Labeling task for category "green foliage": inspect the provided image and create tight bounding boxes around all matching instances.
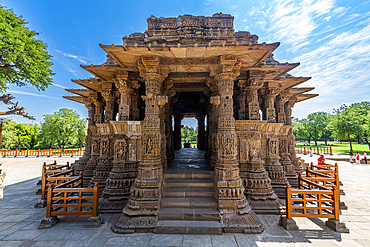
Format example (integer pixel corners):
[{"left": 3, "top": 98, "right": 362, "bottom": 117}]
[
  {"left": 39, "top": 108, "right": 86, "bottom": 149},
  {"left": 181, "top": 126, "right": 198, "bottom": 143},
  {"left": 0, "top": 118, "right": 39, "bottom": 149},
  {"left": 0, "top": 5, "right": 54, "bottom": 91},
  {"left": 294, "top": 101, "right": 370, "bottom": 151}
]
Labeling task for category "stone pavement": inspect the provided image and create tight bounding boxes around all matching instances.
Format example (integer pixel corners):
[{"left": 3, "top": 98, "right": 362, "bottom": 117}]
[{"left": 0, "top": 155, "right": 370, "bottom": 246}]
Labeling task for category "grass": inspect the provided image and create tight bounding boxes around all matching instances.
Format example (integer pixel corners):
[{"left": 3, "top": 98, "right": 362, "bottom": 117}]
[{"left": 295, "top": 140, "right": 370, "bottom": 154}]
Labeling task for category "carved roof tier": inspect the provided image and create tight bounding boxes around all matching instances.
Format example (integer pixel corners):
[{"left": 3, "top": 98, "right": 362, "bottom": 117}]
[
  {"left": 62, "top": 96, "right": 85, "bottom": 104},
  {"left": 64, "top": 13, "right": 318, "bottom": 105}
]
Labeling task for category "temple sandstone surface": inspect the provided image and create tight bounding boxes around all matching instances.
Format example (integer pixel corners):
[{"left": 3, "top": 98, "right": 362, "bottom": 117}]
[{"left": 64, "top": 13, "right": 317, "bottom": 234}]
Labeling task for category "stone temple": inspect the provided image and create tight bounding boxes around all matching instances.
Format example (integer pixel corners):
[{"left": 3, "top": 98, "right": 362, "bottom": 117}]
[{"left": 64, "top": 13, "right": 318, "bottom": 234}]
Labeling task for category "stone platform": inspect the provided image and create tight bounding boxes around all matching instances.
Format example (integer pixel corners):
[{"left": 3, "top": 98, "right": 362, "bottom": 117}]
[{"left": 0, "top": 156, "right": 369, "bottom": 246}]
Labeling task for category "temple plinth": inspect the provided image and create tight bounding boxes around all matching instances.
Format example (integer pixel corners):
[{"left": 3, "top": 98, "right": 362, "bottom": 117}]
[{"left": 64, "top": 13, "right": 317, "bottom": 234}]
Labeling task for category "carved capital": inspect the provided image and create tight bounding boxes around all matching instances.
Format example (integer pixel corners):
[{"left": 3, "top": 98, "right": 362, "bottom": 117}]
[{"left": 210, "top": 95, "right": 220, "bottom": 106}]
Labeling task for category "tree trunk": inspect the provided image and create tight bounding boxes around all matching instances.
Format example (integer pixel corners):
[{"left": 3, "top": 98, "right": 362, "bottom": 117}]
[
  {"left": 325, "top": 139, "right": 328, "bottom": 145},
  {"left": 348, "top": 133, "right": 353, "bottom": 151},
  {"left": 314, "top": 139, "right": 318, "bottom": 147},
  {"left": 57, "top": 140, "right": 62, "bottom": 149},
  {"left": 363, "top": 132, "right": 370, "bottom": 150},
  {"left": 357, "top": 136, "right": 361, "bottom": 144}
]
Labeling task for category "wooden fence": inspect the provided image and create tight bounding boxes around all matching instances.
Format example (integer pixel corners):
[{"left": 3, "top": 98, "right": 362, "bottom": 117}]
[
  {"left": 46, "top": 182, "right": 99, "bottom": 218},
  {"left": 295, "top": 146, "right": 332, "bottom": 155},
  {"left": 0, "top": 149, "right": 84, "bottom": 157}
]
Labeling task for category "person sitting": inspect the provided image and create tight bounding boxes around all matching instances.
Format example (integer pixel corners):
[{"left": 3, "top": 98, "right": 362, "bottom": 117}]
[{"left": 318, "top": 154, "right": 325, "bottom": 165}]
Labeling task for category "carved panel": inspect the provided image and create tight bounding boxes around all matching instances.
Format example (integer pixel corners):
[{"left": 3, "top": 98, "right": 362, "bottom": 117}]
[{"left": 115, "top": 140, "right": 128, "bottom": 160}]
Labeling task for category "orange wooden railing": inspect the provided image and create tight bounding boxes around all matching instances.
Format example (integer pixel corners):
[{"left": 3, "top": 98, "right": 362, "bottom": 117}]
[
  {"left": 46, "top": 182, "right": 99, "bottom": 218},
  {"left": 295, "top": 146, "right": 332, "bottom": 155},
  {"left": 0, "top": 149, "right": 85, "bottom": 157},
  {"left": 284, "top": 161, "right": 341, "bottom": 222}
]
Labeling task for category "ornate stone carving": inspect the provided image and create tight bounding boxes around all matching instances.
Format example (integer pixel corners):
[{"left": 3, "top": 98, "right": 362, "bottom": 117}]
[{"left": 115, "top": 140, "right": 128, "bottom": 160}]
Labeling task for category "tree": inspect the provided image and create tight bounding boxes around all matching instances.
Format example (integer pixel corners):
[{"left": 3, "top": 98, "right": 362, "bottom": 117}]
[
  {"left": 0, "top": 5, "right": 54, "bottom": 92},
  {"left": 330, "top": 104, "right": 360, "bottom": 151},
  {"left": 305, "top": 112, "right": 330, "bottom": 146},
  {"left": 74, "top": 119, "right": 87, "bottom": 149},
  {"left": 0, "top": 94, "right": 34, "bottom": 119},
  {"left": 0, "top": 118, "right": 39, "bottom": 149},
  {"left": 39, "top": 109, "right": 83, "bottom": 149}
]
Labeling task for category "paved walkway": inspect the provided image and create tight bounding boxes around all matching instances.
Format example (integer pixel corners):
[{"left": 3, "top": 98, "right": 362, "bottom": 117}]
[{"left": 0, "top": 154, "right": 369, "bottom": 246}]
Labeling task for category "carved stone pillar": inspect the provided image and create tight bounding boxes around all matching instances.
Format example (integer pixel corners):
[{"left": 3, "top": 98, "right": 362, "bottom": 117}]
[
  {"left": 238, "top": 122, "right": 281, "bottom": 214},
  {"left": 206, "top": 77, "right": 219, "bottom": 168},
  {"left": 115, "top": 72, "right": 132, "bottom": 120},
  {"left": 279, "top": 125, "right": 297, "bottom": 187},
  {"left": 275, "top": 92, "right": 289, "bottom": 124},
  {"left": 90, "top": 126, "right": 115, "bottom": 194},
  {"left": 264, "top": 125, "right": 288, "bottom": 199},
  {"left": 101, "top": 85, "right": 115, "bottom": 122},
  {"left": 114, "top": 56, "right": 167, "bottom": 233},
  {"left": 262, "top": 88, "right": 277, "bottom": 123},
  {"left": 99, "top": 121, "right": 141, "bottom": 213},
  {"left": 197, "top": 114, "right": 206, "bottom": 150},
  {"left": 173, "top": 114, "right": 182, "bottom": 151},
  {"left": 73, "top": 97, "right": 95, "bottom": 176},
  {"left": 286, "top": 98, "right": 303, "bottom": 175},
  {"left": 245, "top": 74, "right": 263, "bottom": 120},
  {"left": 235, "top": 80, "right": 247, "bottom": 120},
  {"left": 213, "top": 56, "right": 263, "bottom": 233},
  {"left": 83, "top": 96, "right": 103, "bottom": 186}
]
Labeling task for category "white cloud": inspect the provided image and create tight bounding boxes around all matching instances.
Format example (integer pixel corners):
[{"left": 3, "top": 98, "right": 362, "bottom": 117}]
[
  {"left": 55, "top": 50, "right": 88, "bottom": 64},
  {"left": 7, "top": 90, "right": 58, "bottom": 99},
  {"left": 53, "top": 83, "right": 66, "bottom": 89}
]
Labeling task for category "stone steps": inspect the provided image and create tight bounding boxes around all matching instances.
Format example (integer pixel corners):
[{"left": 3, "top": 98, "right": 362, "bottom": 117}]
[
  {"left": 158, "top": 208, "right": 220, "bottom": 221},
  {"left": 160, "top": 197, "right": 217, "bottom": 208},
  {"left": 162, "top": 188, "right": 215, "bottom": 198},
  {"left": 156, "top": 168, "right": 221, "bottom": 234},
  {"left": 163, "top": 179, "right": 214, "bottom": 189},
  {"left": 156, "top": 220, "right": 222, "bottom": 234}
]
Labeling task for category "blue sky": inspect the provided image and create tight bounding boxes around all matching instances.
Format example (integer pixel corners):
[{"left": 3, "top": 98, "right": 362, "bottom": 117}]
[{"left": 1, "top": 0, "right": 370, "bottom": 129}]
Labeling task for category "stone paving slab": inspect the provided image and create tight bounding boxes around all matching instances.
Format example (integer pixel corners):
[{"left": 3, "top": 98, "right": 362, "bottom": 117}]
[{"left": 0, "top": 156, "right": 369, "bottom": 246}]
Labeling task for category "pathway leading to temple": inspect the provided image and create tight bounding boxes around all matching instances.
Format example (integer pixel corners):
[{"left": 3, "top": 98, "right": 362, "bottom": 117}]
[{"left": 157, "top": 148, "right": 222, "bottom": 234}]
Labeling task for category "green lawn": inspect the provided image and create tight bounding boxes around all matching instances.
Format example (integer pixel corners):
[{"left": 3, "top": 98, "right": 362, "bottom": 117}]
[{"left": 295, "top": 140, "right": 370, "bottom": 154}]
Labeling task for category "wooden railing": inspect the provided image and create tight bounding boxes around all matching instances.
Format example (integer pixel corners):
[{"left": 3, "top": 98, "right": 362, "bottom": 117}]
[
  {"left": 0, "top": 149, "right": 84, "bottom": 157},
  {"left": 295, "top": 146, "right": 332, "bottom": 155},
  {"left": 285, "top": 183, "right": 339, "bottom": 220},
  {"left": 282, "top": 161, "right": 349, "bottom": 232},
  {"left": 46, "top": 182, "right": 99, "bottom": 218}
]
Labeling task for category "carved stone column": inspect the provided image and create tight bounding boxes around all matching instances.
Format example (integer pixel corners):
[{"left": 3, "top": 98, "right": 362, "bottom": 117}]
[
  {"left": 264, "top": 124, "right": 288, "bottom": 199},
  {"left": 262, "top": 88, "right": 277, "bottom": 123},
  {"left": 173, "top": 113, "right": 182, "bottom": 151},
  {"left": 90, "top": 124, "right": 114, "bottom": 194},
  {"left": 245, "top": 74, "right": 263, "bottom": 120},
  {"left": 238, "top": 122, "right": 282, "bottom": 214},
  {"left": 206, "top": 77, "right": 219, "bottom": 168},
  {"left": 101, "top": 84, "right": 115, "bottom": 122},
  {"left": 279, "top": 125, "right": 297, "bottom": 187},
  {"left": 83, "top": 95, "right": 103, "bottom": 187},
  {"left": 197, "top": 114, "right": 206, "bottom": 150},
  {"left": 275, "top": 92, "right": 289, "bottom": 124},
  {"left": 213, "top": 56, "right": 263, "bottom": 233},
  {"left": 235, "top": 80, "right": 247, "bottom": 120},
  {"left": 115, "top": 72, "right": 132, "bottom": 120},
  {"left": 114, "top": 56, "right": 167, "bottom": 233},
  {"left": 99, "top": 122, "right": 141, "bottom": 213},
  {"left": 73, "top": 97, "right": 95, "bottom": 176},
  {"left": 286, "top": 97, "right": 303, "bottom": 175}
]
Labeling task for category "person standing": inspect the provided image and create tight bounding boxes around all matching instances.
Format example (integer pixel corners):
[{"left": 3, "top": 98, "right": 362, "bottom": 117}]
[
  {"left": 349, "top": 149, "right": 354, "bottom": 163},
  {"left": 363, "top": 151, "right": 367, "bottom": 164},
  {"left": 355, "top": 151, "right": 360, "bottom": 165},
  {"left": 309, "top": 148, "right": 313, "bottom": 157},
  {"left": 318, "top": 154, "right": 325, "bottom": 165}
]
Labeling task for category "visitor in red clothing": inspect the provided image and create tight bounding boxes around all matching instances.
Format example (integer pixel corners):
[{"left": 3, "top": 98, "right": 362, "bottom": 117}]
[{"left": 318, "top": 154, "right": 325, "bottom": 165}]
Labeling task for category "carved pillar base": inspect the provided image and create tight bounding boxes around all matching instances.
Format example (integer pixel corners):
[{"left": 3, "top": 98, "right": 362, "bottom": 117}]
[
  {"left": 90, "top": 137, "right": 114, "bottom": 194},
  {"left": 221, "top": 211, "right": 264, "bottom": 233},
  {"left": 264, "top": 157, "right": 287, "bottom": 199},
  {"left": 0, "top": 164, "right": 5, "bottom": 201},
  {"left": 112, "top": 214, "right": 157, "bottom": 234},
  {"left": 288, "top": 133, "right": 303, "bottom": 174},
  {"left": 99, "top": 161, "right": 138, "bottom": 213},
  {"left": 240, "top": 160, "right": 282, "bottom": 214}
]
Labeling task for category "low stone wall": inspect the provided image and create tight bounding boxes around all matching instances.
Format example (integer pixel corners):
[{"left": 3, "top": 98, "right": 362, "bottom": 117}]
[{"left": 326, "top": 157, "right": 367, "bottom": 164}]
